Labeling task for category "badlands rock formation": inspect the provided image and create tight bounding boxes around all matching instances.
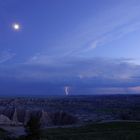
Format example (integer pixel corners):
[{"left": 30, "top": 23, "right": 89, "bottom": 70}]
[
  {"left": 0, "top": 114, "right": 12, "bottom": 125},
  {"left": 0, "top": 108, "right": 77, "bottom": 127}
]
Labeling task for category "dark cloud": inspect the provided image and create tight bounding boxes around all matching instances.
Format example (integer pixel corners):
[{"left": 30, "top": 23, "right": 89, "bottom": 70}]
[{"left": 0, "top": 57, "right": 140, "bottom": 95}]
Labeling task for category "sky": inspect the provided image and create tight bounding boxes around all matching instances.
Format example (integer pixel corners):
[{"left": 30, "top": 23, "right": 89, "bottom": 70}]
[{"left": 1, "top": 0, "right": 140, "bottom": 96}]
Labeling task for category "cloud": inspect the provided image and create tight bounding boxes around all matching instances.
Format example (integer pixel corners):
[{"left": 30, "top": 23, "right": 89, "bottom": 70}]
[
  {"left": 1, "top": 57, "right": 140, "bottom": 85},
  {"left": 1, "top": 56, "right": 140, "bottom": 95},
  {"left": 57, "top": 2, "right": 140, "bottom": 56},
  {"left": 19, "top": 1, "right": 140, "bottom": 60},
  {"left": 72, "top": 20, "right": 140, "bottom": 56},
  {"left": 0, "top": 51, "right": 15, "bottom": 64},
  {"left": 88, "top": 21, "right": 140, "bottom": 50}
]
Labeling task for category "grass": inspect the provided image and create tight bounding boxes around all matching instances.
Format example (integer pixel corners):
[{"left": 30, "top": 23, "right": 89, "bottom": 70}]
[
  {"left": 42, "top": 121, "right": 140, "bottom": 140},
  {"left": 0, "top": 128, "right": 9, "bottom": 139},
  {"left": 1, "top": 121, "right": 140, "bottom": 140}
]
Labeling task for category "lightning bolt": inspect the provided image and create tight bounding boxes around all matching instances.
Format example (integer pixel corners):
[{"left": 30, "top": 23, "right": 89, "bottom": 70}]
[{"left": 65, "top": 86, "right": 69, "bottom": 96}]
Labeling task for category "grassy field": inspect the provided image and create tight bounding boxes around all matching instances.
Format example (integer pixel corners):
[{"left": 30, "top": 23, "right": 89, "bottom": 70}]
[
  {"left": 0, "top": 128, "right": 9, "bottom": 139},
  {"left": 42, "top": 121, "right": 140, "bottom": 140},
  {"left": 0, "top": 121, "right": 140, "bottom": 140}
]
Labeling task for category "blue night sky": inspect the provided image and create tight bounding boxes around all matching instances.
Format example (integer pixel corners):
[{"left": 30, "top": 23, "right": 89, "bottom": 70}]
[{"left": 1, "top": 0, "right": 140, "bottom": 96}]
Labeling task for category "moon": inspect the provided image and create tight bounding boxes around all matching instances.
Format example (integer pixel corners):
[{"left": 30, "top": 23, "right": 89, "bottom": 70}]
[{"left": 12, "top": 23, "right": 20, "bottom": 31}]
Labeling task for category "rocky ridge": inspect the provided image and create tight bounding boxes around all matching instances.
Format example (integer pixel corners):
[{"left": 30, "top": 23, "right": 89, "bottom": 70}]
[{"left": 0, "top": 108, "right": 77, "bottom": 127}]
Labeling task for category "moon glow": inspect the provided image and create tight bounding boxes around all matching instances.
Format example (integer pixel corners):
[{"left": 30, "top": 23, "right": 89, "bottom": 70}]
[{"left": 12, "top": 23, "right": 20, "bottom": 30}]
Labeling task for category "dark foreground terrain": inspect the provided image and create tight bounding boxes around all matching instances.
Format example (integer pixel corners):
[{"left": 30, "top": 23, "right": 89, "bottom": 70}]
[
  {"left": 43, "top": 121, "right": 140, "bottom": 140},
  {"left": 0, "top": 121, "right": 140, "bottom": 140},
  {"left": 0, "top": 95, "right": 140, "bottom": 139}
]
